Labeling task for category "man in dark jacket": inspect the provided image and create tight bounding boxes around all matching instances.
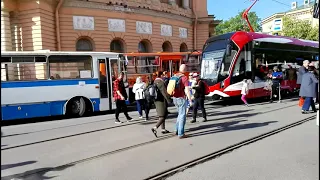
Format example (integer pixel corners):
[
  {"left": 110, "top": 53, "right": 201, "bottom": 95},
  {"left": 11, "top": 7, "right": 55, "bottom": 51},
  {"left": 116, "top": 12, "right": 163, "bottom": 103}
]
[{"left": 190, "top": 73, "right": 207, "bottom": 123}]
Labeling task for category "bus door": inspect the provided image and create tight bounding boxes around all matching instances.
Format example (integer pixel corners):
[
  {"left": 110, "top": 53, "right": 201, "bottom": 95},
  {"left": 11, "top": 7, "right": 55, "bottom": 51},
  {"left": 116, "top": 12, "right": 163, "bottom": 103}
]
[
  {"left": 118, "top": 56, "right": 130, "bottom": 105},
  {"left": 98, "top": 57, "right": 113, "bottom": 111}
]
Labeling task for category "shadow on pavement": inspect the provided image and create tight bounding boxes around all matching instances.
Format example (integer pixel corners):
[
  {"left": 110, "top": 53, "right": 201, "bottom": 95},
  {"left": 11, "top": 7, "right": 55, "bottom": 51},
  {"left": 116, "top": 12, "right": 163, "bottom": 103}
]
[
  {"left": 1, "top": 161, "right": 37, "bottom": 171},
  {"left": 206, "top": 110, "right": 251, "bottom": 117},
  {"left": 206, "top": 113, "right": 260, "bottom": 122},
  {"left": 190, "top": 121, "right": 278, "bottom": 138},
  {"left": 1, "top": 164, "right": 74, "bottom": 180},
  {"left": 187, "top": 120, "right": 248, "bottom": 132}
]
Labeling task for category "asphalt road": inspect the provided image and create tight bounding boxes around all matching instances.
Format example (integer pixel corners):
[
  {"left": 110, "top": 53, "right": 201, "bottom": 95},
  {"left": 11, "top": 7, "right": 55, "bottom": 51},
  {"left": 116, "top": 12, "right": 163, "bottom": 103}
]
[
  {"left": 1, "top": 98, "right": 316, "bottom": 180},
  {"left": 167, "top": 119, "right": 319, "bottom": 180}
]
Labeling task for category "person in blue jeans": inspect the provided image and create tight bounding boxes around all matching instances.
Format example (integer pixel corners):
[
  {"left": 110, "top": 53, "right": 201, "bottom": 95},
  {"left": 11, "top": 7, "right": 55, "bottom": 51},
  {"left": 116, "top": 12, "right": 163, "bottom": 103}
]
[
  {"left": 172, "top": 64, "right": 193, "bottom": 139},
  {"left": 299, "top": 65, "right": 318, "bottom": 114}
]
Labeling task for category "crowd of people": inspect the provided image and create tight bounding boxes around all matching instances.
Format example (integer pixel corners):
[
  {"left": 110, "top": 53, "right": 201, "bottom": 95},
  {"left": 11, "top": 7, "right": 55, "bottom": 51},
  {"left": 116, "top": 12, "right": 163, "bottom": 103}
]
[
  {"left": 112, "top": 61, "right": 319, "bottom": 139},
  {"left": 112, "top": 64, "right": 208, "bottom": 139}
]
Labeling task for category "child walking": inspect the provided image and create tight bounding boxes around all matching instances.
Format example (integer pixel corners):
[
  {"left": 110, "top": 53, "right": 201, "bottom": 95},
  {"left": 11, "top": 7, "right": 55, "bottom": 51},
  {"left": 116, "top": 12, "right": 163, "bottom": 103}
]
[{"left": 241, "top": 79, "right": 249, "bottom": 106}]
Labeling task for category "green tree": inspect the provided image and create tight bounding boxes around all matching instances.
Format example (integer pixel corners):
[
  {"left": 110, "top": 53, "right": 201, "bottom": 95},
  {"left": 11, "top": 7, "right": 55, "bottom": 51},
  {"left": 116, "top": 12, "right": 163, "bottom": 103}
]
[
  {"left": 215, "top": 10, "right": 261, "bottom": 35},
  {"left": 282, "top": 16, "right": 319, "bottom": 41}
]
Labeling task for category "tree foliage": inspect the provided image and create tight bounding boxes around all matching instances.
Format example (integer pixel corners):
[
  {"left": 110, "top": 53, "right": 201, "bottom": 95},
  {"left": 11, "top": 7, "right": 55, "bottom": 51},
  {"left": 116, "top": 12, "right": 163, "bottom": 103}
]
[
  {"left": 282, "top": 16, "right": 319, "bottom": 41},
  {"left": 215, "top": 10, "right": 262, "bottom": 35}
]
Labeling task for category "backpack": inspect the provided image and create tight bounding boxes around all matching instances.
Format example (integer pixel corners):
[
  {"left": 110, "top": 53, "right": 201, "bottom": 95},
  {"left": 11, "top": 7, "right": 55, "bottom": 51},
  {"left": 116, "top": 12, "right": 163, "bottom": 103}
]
[
  {"left": 144, "top": 83, "right": 157, "bottom": 100},
  {"left": 167, "top": 74, "right": 183, "bottom": 96},
  {"left": 200, "top": 80, "right": 210, "bottom": 95}
]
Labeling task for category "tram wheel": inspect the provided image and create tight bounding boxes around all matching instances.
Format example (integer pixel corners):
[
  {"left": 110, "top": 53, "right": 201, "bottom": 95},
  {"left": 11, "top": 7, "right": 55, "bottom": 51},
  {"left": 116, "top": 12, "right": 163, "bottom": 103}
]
[{"left": 67, "top": 97, "right": 86, "bottom": 117}]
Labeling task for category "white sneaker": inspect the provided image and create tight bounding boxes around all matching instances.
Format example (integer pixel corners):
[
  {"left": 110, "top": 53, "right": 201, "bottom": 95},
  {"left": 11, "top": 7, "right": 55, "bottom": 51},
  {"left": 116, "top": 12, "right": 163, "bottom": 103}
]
[{"left": 139, "top": 116, "right": 143, "bottom": 119}]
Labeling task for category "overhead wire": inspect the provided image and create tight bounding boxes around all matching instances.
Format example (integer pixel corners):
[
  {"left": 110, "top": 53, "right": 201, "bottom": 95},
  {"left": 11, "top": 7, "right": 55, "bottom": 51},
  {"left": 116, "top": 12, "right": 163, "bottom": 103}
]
[{"left": 270, "top": 0, "right": 291, "bottom": 7}]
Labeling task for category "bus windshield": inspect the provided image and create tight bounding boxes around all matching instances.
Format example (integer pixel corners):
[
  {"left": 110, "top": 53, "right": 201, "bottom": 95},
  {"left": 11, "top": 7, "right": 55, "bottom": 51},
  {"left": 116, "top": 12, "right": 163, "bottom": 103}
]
[{"left": 201, "top": 50, "right": 225, "bottom": 80}]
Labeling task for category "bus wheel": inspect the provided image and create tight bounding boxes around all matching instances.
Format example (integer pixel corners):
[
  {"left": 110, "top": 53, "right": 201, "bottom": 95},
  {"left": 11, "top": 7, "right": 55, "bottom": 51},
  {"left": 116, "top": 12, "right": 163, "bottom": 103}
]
[{"left": 67, "top": 97, "right": 86, "bottom": 117}]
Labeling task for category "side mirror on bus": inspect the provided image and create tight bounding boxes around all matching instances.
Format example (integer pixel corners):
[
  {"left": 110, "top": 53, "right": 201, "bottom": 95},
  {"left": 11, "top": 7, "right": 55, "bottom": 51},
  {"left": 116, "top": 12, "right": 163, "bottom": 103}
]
[{"left": 226, "top": 44, "right": 232, "bottom": 56}]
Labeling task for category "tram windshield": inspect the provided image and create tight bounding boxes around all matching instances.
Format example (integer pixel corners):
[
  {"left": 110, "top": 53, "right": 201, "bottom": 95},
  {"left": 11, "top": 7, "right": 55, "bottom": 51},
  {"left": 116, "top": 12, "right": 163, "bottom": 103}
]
[
  {"left": 201, "top": 50, "right": 225, "bottom": 80},
  {"left": 201, "top": 38, "right": 238, "bottom": 85}
]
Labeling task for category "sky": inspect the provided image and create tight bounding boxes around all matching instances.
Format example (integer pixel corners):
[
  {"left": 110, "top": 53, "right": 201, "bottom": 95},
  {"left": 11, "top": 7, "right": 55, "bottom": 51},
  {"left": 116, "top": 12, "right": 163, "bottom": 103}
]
[{"left": 207, "top": 0, "right": 310, "bottom": 21}]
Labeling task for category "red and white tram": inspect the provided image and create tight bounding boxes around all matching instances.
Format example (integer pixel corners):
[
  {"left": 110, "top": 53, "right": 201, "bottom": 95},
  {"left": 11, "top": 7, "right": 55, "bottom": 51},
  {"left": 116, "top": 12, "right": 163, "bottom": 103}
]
[{"left": 201, "top": 31, "right": 319, "bottom": 100}]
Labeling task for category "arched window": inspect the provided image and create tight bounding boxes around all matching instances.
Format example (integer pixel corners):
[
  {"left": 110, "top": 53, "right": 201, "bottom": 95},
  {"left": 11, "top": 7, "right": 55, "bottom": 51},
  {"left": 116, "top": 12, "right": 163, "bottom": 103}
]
[
  {"left": 176, "top": 0, "right": 183, "bottom": 7},
  {"left": 162, "top": 41, "right": 173, "bottom": 52},
  {"left": 180, "top": 43, "right": 188, "bottom": 52},
  {"left": 76, "top": 38, "right": 93, "bottom": 51},
  {"left": 160, "top": 0, "right": 169, "bottom": 3},
  {"left": 110, "top": 39, "right": 125, "bottom": 53},
  {"left": 138, "top": 40, "right": 152, "bottom": 52}
]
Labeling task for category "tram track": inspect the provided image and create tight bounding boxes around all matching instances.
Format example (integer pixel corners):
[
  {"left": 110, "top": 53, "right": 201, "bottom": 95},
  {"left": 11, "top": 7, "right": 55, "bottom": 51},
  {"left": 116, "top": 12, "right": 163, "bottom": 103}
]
[
  {"left": 1, "top": 103, "right": 296, "bottom": 151},
  {"left": 1, "top": 104, "right": 306, "bottom": 180},
  {"left": 3, "top": 107, "right": 314, "bottom": 180},
  {"left": 144, "top": 115, "right": 316, "bottom": 180},
  {"left": 1, "top": 97, "right": 298, "bottom": 139},
  {"left": 1, "top": 104, "right": 219, "bottom": 138}
]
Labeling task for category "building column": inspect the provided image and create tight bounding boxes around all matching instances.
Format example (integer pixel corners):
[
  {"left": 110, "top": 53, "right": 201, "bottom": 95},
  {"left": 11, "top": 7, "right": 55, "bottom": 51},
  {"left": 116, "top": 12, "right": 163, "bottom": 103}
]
[
  {"left": 168, "top": 0, "right": 176, "bottom": 5},
  {"left": 1, "top": 4, "right": 12, "bottom": 51},
  {"left": 182, "top": 0, "right": 189, "bottom": 9}
]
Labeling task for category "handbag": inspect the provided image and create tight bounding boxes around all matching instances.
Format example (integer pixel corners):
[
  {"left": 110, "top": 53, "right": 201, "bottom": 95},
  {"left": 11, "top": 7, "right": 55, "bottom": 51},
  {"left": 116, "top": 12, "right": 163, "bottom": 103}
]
[{"left": 298, "top": 97, "right": 305, "bottom": 107}]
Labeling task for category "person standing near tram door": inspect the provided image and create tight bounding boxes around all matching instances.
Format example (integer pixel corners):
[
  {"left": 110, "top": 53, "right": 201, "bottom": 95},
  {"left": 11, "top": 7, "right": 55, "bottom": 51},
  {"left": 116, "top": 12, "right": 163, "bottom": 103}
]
[
  {"left": 190, "top": 73, "right": 207, "bottom": 123},
  {"left": 113, "top": 72, "right": 132, "bottom": 124},
  {"left": 270, "top": 66, "right": 283, "bottom": 102}
]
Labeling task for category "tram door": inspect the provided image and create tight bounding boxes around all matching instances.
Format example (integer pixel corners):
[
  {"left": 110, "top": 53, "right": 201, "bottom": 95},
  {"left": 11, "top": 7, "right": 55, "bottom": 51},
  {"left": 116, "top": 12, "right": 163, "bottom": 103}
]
[
  {"left": 171, "top": 60, "right": 180, "bottom": 75},
  {"left": 98, "top": 57, "right": 113, "bottom": 111},
  {"left": 162, "top": 60, "right": 170, "bottom": 76},
  {"left": 162, "top": 60, "right": 180, "bottom": 77}
]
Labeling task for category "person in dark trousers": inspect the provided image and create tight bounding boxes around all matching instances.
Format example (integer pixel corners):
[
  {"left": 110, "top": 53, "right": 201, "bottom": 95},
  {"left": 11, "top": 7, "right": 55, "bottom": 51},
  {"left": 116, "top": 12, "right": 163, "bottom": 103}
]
[
  {"left": 132, "top": 76, "right": 148, "bottom": 120},
  {"left": 190, "top": 73, "right": 207, "bottom": 123},
  {"left": 144, "top": 74, "right": 154, "bottom": 118},
  {"left": 113, "top": 72, "right": 132, "bottom": 124},
  {"left": 299, "top": 66, "right": 318, "bottom": 113},
  {"left": 151, "top": 71, "right": 173, "bottom": 137},
  {"left": 270, "top": 66, "right": 283, "bottom": 102}
]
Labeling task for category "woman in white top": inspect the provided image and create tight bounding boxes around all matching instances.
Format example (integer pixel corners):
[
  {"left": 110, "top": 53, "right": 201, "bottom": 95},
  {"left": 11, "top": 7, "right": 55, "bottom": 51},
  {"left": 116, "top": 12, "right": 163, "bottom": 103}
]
[
  {"left": 186, "top": 73, "right": 197, "bottom": 116},
  {"left": 241, "top": 79, "right": 250, "bottom": 106},
  {"left": 132, "top": 77, "right": 147, "bottom": 119}
]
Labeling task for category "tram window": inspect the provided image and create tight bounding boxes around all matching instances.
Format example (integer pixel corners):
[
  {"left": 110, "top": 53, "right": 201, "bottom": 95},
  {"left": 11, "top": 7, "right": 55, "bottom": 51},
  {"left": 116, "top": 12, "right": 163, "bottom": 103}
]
[
  {"left": 172, "top": 61, "right": 179, "bottom": 73},
  {"left": 219, "top": 44, "right": 238, "bottom": 81},
  {"left": 147, "top": 57, "right": 159, "bottom": 73},
  {"left": 48, "top": 55, "right": 92, "bottom": 79},
  {"left": 231, "top": 48, "right": 248, "bottom": 84},
  {"left": 126, "top": 56, "right": 136, "bottom": 74}
]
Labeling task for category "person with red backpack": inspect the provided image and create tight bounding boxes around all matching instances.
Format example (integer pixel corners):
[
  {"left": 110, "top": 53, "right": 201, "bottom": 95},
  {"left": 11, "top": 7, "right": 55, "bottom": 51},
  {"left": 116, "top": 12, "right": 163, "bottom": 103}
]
[{"left": 190, "top": 73, "right": 208, "bottom": 123}]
